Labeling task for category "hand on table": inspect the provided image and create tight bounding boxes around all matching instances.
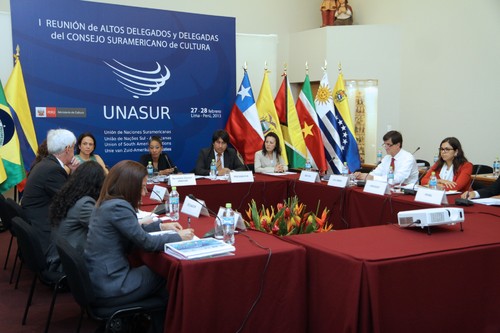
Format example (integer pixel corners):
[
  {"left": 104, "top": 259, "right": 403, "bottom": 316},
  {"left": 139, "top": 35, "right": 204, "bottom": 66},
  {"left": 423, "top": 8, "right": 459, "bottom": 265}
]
[
  {"left": 160, "top": 222, "right": 183, "bottom": 232},
  {"left": 178, "top": 228, "right": 195, "bottom": 241}
]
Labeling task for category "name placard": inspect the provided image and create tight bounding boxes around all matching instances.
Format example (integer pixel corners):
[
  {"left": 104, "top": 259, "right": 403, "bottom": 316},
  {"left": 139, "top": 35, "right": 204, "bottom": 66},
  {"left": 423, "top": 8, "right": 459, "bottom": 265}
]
[
  {"left": 299, "top": 170, "right": 320, "bottom": 183},
  {"left": 327, "top": 175, "right": 349, "bottom": 188},
  {"left": 415, "top": 187, "right": 448, "bottom": 205},
  {"left": 216, "top": 207, "right": 246, "bottom": 230},
  {"left": 150, "top": 185, "right": 168, "bottom": 202},
  {"left": 181, "top": 196, "right": 209, "bottom": 218},
  {"left": 228, "top": 170, "right": 254, "bottom": 183},
  {"left": 169, "top": 173, "right": 197, "bottom": 186},
  {"left": 363, "top": 180, "right": 389, "bottom": 196}
]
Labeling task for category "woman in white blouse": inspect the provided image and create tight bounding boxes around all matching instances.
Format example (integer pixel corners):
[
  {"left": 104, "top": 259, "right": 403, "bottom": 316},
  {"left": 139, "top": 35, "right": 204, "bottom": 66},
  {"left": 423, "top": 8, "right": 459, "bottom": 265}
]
[{"left": 254, "top": 132, "right": 288, "bottom": 173}]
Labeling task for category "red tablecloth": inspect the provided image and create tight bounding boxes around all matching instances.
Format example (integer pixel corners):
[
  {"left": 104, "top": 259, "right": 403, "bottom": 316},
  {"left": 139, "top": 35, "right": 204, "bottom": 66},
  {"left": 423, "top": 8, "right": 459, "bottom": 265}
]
[
  {"left": 287, "top": 216, "right": 500, "bottom": 333},
  {"left": 144, "top": 173, "right": 288, "bottom": 213},
  {"left": 138, "top": 213, "right": 307, "bottom": 333}
]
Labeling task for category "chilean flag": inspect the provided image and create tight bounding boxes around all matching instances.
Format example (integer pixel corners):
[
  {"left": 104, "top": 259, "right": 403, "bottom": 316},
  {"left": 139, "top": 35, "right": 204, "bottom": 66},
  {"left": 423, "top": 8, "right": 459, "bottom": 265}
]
[{"left": 225, "top": 71, "right": 264, "bottom": 164}]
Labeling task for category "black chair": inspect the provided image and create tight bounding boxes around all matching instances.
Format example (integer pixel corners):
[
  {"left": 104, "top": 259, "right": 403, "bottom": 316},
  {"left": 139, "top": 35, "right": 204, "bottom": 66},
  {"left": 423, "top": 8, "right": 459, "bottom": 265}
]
[
  {"left": 10, "top": 217, "right": 66, "bottom": 333},
  {"left": 55, "top": 237, "right": 166, "bottom": 333},
  {"left": 5, "top": 198, "right": 30, "bottom": 287},
  {"left": 0, "top": 194, "right": 14, "bottom": 271},
  {"left": 416, "top": 159, "right": 430, "bottom": 167},
  {"left": 472, "top": 164, "right": 493, "bottom": 174}
]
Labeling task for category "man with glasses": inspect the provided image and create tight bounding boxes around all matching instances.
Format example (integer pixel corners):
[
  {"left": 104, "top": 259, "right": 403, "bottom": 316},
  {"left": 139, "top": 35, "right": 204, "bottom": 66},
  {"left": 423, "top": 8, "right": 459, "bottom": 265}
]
[{"left": 354, "top": 130, "right": 419, "bottom": 185}]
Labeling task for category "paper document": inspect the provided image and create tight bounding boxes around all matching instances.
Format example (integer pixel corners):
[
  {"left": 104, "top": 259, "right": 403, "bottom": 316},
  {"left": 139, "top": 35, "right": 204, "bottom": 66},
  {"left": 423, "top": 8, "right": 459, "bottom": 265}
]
[
  {"left": 471, "top": 198, "right": 500, "bottom": 206},
  {"left": 164, "top": 238, "right": 235, "bottom": 260}
]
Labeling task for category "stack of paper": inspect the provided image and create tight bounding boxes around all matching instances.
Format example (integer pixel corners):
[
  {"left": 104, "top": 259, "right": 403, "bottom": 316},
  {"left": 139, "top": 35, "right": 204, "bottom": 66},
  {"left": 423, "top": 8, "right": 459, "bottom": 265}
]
[{"left": 164, "top": 238, "right": 235, "bottom": 260}]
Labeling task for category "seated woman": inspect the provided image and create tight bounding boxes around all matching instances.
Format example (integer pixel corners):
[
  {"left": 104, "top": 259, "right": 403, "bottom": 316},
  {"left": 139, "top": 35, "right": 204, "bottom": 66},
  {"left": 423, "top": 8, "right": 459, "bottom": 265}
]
[
  {"left": 254, "top": 132, "right": 288, "bottom": 173},
  {"left": 75, "top": 132, "right": 108, "bottom": 174},
  {"left": 47, "top": 160, "right": 105, "bottom": 272},
  {"left": 421, "top": 137, "right": 472, "bottom": 191},
  {"left": 139, "top": 136, "right": 177, "bottom": 175},
  {"left": 84, "top": 160, "right": 194, "bottom": 332}
]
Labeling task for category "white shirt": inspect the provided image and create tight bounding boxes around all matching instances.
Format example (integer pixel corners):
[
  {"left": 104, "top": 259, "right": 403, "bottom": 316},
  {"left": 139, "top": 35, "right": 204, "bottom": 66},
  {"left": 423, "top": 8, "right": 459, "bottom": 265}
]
[
  {"left": 370, "top": 149, "right": 419, "bottom": 185},
  {"left": 439, "top": 164, "right": 455, "bottom": 181},
  {"left": 214, "top": 149, "right": 224, "bottom": 168}
]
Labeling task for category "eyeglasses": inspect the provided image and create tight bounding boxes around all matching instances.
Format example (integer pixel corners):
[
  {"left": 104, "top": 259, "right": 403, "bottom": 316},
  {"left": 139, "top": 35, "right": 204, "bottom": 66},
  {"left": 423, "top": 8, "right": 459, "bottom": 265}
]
[
  {"left": 382, "top": 143, "right": 394, "bottom": 148},
  {"left": 439, "top": 148, "right": 455, "bottom": 152}
]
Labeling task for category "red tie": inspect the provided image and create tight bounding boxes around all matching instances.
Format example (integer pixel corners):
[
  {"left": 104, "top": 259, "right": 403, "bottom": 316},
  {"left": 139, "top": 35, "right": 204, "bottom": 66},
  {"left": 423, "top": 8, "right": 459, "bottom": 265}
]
[
  {"left": 390, "top": 157, "right": 395, "bottom": 171},
  {"left": 216, "top": 153, "right": 222, "bottom": 171}
]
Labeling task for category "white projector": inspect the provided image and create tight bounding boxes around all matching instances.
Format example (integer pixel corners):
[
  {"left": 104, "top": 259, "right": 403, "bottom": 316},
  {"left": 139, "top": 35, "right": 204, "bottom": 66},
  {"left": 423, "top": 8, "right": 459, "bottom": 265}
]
[{"left": 397, "top": 207, "right": 464, "bottom": 228}]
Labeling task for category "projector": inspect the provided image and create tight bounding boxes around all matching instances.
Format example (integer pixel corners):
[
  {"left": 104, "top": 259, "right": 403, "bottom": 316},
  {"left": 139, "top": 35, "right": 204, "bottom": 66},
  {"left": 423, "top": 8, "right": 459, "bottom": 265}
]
[{"left": 397, "top": 207, "right": 464, "bottom": 228}]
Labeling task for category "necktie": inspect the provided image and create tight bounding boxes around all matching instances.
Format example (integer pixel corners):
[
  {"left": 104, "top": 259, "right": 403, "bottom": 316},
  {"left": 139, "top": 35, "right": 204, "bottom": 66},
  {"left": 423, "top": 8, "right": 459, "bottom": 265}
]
[
  {"left": 216, "top": 153, "right": 222, "bottom": 171},
  {"left": 390, "top": 157, "right": 395, "bottom": 171}
]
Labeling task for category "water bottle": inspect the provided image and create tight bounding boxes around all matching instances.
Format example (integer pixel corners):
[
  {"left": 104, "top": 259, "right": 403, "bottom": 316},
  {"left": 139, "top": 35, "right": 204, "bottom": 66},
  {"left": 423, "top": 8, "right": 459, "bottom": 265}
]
[
  {"left": 147, "top": 161, "right": 153, "bottom": 179},
  {"left": 341, "top": 162, "right": 349, "bottom": 177},
  {"left": 376, "top": 150, "right": 383, "bottom": 164},
  {"left": 221, "top": 203, "right": 235, "bottom": 244},
  {"left": 387, "top": 166, "right": 394, "bottom": 189},
  {"left": 209, "top": 159, "right": 217, "bottom": 180},
  {"left": 429, "top": 172, "right": 438, "bottom": 189},
  {"left": 433, "top": 155, "right": 439, "bottom": 164},
  {"left": 305, "top": 159, "right": 312, "bottom": 171},
  {"left": 168, "top": 186, "right": 179, "bottom": 221},
  {"left": 493, "top": 157, "right": 500, "bottom": 177}
]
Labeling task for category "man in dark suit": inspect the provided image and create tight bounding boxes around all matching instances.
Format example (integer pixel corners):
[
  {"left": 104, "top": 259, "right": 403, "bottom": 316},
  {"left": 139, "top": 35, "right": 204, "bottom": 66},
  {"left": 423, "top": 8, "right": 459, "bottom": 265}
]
[
  {"left": 461, "top": 177, "right": 500, "bottom": 199},
  {"left": 194, "top": 129, "right": 246, "bottom": 176},
  {"left": 22, "top": 129, "right": 79, "bottom": 254}
]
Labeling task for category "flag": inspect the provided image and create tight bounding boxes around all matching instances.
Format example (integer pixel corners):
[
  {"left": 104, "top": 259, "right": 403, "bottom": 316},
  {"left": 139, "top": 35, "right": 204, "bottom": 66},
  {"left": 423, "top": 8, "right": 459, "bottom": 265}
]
[
  {"left": 275, "top": 73, "right": 307, "bottom": 168},
  {"left": 315, "top": 70, "right": 361, "bottom": 174},
  {"left": 256, "top": 70, "right": 287, "bottom": 165},
  {"left": 5, "top": 52, "right": 38, "bottom": 172},
  {"left": 0, "top": 80, "right": 26, "bottom": 193},
  {"left": 225, "top": 70, "right": 264, "bottom": 164},
  {"left": 295, "top": 74, "right": 327, "bottom": 172}
]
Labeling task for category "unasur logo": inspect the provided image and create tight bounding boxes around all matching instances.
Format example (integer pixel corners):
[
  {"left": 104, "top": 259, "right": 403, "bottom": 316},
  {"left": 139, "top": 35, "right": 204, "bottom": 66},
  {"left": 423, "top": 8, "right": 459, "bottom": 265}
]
[{"left": 104, "top": 59, "right": 171, "bottom": 99}]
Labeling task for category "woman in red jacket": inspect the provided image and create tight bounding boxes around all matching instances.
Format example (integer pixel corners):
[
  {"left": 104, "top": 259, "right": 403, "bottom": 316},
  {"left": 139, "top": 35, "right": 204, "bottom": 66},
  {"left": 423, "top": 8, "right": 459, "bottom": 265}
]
[{"left": 421, "top": 137, "right": 472, "bottom": 191}]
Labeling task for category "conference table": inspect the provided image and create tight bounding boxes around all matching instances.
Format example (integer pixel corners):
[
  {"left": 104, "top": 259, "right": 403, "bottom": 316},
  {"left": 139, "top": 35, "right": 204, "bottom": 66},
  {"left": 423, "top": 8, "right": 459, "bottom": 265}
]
[
  {"left": 287, "top": 214, "right": 500, "bottom": 333},
  {"left": 136, "top": 211, "right": 307, "bottom": 333},
  {"left": 136, "top": 173, "right": 500, "bottom": 333},
  {"left": 146, "top": 173, "right": 289, "bottom": 213}
]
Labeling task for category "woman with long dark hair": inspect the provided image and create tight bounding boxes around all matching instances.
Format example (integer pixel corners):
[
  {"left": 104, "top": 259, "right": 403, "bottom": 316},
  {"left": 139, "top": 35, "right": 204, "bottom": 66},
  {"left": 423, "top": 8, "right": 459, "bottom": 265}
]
[
  {"left": 421, "top": 137, "right": 472, "bottom": 191},
  {"left": 47, "top": 161, "right": 105, "bottom": 272},
  {"left": 254, "top": 132, "right": 288, "bottom": 173},
  {"left": 84, "top": 160, "right": 193, "bottom": 332}
]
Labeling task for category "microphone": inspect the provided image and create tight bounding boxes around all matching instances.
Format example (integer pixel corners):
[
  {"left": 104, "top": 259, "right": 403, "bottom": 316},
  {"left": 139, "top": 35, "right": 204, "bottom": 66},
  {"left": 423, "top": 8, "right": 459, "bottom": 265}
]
[
  {"left": 402, "top": 168, "right": 427, "bottom": 195},
  {"left": 411, "top": 147, "right": 421, "bottom": 155},
  {"left": 321, "top": 156, "right": 336, "bottom": 180},
  {"left": 236, "top": 150, "right": 251, "bottom": 172},
  {"left": 188, "top": 194, "right": 223, "bottom": 237},
  {"left": 455, "top": 165, "right": 481, "bottom": 206}
]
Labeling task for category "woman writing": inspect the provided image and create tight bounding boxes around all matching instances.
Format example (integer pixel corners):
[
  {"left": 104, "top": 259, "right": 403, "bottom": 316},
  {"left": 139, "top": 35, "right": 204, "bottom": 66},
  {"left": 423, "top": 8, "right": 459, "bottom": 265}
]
[
  {"left": 75, "top": 132, "right": 108, "bottom": 174},
  {"left": 254, "top": 132, "right": 288, "bottom": 173},
  {"left": 421, "top": 137, "right": 472, "bottom": 191},
  {"left": 84, "top": 160, "right": 193, "bottom": 332},
  {"left": 140, "top": 136, "right": 177, "bottom": 175}
]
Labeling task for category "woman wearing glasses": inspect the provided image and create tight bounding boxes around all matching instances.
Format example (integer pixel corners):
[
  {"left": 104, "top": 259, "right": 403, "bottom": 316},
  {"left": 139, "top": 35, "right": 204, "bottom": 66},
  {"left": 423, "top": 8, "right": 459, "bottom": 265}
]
[{"left": 421, "top": 137, "right": 472, "bottom": 191}]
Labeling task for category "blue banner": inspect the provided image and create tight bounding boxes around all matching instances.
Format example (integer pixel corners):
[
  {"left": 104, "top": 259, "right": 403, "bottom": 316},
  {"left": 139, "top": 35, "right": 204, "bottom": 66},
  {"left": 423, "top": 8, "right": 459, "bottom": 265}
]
[{"left": 10, "top": 0, "right": 235, "bottom": 171}]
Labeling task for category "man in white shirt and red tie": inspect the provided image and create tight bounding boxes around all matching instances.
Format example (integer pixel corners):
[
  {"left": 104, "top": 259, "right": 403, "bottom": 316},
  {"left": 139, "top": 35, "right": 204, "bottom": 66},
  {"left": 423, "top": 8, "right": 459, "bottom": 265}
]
[{"left": 354, "top": 130, "right": 419, "bottom": 185}]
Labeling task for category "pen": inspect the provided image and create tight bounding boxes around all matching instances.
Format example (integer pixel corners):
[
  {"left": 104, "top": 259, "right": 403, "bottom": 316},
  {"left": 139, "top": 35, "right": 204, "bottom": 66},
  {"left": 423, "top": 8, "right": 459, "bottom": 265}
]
[{"left": 188, "top": 217, "right": 191, "bottom": 229}]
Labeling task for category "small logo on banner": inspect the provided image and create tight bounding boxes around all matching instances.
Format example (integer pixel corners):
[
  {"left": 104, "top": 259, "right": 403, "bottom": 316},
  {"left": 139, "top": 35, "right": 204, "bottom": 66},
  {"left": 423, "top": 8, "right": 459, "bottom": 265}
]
[{"left": 104, "top": 59, "right": 171, "bottom": 99}]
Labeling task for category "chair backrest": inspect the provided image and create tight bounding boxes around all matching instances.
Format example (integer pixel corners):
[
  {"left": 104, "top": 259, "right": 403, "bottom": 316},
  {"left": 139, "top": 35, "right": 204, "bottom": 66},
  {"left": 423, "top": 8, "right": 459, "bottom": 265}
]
[
  {"left": 0, "top": 194, "right": 10, "bottom": 229},
  {"left": 472, "top": 164, "right": 493, "bottom": 174},
  {"left": 5, "top": 198, "right": 27, "bottom": 220},
  {"left": 55, "top": 237, "right": 96, "bottom": 307},
  {"left": 416, "top": 159, "right": 430, "bottom": 167},
  {"left": 11, "top": 217, "right": 47, "bottom": 273}
]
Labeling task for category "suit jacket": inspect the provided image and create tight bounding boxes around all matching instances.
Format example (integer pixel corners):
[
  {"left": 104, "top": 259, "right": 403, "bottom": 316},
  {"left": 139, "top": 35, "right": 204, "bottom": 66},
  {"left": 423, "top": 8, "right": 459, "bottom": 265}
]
[
  {"left": 84, "top": 198, "right": 181, "bottom": 298},
  {"left": 421, "top": 161, "right": 473, "bottom": 191},
  {"left": 139, "top": 153, "right": 177, "bottom": 173},
  {"left": 21, "top": 154, "right": 68, "bottom": 253},
  {"left": 478, "top": 177, "right": 500, "bottom": 198},
  {"left": 194, "top": 147, "right": 246, "bottom": 176}
]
